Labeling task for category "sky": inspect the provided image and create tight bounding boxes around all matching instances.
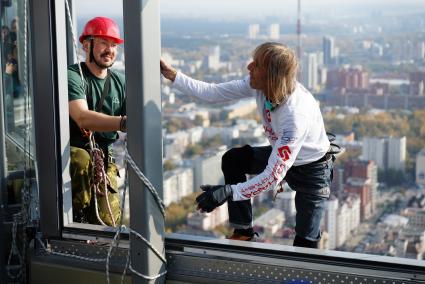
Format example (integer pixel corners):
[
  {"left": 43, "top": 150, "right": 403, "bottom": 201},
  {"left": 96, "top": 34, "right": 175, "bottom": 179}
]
[{"left": 76, "top": 0, "right": 425, "bottom": 19}]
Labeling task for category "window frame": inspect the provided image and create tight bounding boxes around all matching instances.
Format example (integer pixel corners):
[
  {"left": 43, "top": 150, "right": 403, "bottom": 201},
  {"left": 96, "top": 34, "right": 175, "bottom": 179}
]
[
  {"left": 30, "top": 0, "right": 165, "bottom": 281},
  {"left": 25, "top": 0, "right": 425, "bottom": 283}
]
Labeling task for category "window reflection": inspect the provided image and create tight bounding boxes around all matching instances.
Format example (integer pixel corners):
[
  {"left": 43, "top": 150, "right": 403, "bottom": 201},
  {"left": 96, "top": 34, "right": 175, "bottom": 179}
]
[{"left": 1, "top": 0, "right": 36, "bottom": 207}]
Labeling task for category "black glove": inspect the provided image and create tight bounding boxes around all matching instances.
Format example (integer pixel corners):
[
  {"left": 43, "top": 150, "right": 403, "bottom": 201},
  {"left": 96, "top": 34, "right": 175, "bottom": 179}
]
[{"left": 196, "top": 185, "right": 233, "bottom": 213}]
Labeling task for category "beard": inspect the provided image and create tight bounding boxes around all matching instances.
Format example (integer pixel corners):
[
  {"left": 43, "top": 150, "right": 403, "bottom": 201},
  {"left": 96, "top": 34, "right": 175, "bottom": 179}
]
[{"left": 93, "top": 51, "right": 115, "bottom": 69}]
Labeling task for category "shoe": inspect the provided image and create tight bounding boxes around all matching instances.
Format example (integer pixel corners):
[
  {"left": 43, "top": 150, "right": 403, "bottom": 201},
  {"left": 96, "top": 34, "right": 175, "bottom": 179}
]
[{"left": 227, "top": 231, "right": 259, "bottom": 242}]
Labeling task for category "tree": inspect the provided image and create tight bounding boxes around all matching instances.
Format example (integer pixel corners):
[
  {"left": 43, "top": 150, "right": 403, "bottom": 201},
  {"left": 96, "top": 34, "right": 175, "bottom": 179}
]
[
  {"left": 165, "top": 192, "right": 198, "bottom": 232},
  {"left": 194, "top": 114, "right": 205, "bottom": 126},
  {"left": 183, "top": 144, "right": 203, "bottom": 158},
  {"left": 163, "top": 159, "right": 176, "bottom": 171}
]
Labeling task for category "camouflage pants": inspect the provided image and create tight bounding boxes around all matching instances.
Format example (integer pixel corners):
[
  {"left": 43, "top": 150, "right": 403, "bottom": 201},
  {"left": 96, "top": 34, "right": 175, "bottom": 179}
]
[{"left": 70, "top": 146, "right": 121, "bottom": 226}]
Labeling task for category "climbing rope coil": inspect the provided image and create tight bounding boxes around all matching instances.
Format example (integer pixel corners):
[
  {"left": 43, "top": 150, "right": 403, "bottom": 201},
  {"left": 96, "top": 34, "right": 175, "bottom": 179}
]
[
  {"left": 7, "top": 0, "right": 167, "bottom": 282},
  {"left": 88, "top": 132, "right": 116, "bottom": 227}
]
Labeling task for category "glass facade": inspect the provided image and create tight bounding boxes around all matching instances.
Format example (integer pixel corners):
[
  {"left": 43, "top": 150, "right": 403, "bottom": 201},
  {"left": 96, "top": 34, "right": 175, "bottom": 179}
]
[{"left": 1, "top": 0, "right": 38, "bottom": 212}]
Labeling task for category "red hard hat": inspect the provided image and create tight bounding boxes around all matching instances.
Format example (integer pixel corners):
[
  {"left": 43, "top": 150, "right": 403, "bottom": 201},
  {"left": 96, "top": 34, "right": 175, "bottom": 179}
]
[{"left": 79, "top": 17, "right": 124, "bottom": 44}]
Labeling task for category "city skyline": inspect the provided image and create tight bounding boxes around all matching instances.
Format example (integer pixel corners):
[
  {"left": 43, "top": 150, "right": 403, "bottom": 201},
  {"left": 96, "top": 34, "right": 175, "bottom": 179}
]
[{"left": 76, "top": 0, "right": 425, "bottom": 19}]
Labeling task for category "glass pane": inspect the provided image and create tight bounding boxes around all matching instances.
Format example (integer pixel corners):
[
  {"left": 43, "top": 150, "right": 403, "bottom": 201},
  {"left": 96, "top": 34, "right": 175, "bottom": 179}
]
[
  {"left": 161, "top": 0, "right": 425, "bottom": 261},
  {"left": 1, "top": 0, "right": 38, "bottom": 282},
  {"left": 1, "top": 0, "right": 38, "bottom": 209}
]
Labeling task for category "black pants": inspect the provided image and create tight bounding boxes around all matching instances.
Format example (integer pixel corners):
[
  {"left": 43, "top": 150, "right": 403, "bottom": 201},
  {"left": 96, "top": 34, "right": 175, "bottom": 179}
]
[{"left": 222, "top": 144, "right": 333, "bottom": 245}]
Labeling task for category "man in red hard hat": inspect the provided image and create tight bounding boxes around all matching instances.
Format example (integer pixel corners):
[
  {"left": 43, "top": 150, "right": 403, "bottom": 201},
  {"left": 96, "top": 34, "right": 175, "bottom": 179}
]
[{"left": 68, "top": 17, "right": 126, "bottom": 227}]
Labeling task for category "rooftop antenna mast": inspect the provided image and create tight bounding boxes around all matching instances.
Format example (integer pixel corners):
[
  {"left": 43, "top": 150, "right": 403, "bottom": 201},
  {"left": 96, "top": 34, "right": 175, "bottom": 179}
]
[{"left": 296, "top": 0, "right": 302, "bottom": 78}]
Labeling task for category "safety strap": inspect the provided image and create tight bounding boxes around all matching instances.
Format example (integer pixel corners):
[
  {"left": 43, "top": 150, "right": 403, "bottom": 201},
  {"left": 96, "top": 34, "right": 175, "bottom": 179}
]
[
  {"left": 80, "top": 65, "right": 112, "bottom": 138},
  {"left": 87, "top": 68, "right": 112, "bottom": 112},
  {"left": 326, "top": 132, "right": 342, "bottom": 155}
]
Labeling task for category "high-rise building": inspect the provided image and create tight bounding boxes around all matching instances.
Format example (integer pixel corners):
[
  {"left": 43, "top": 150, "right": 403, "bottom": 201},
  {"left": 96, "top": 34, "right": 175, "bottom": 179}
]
[
  {"left": 416, "top": 41, "right": 425, "bottom": 60},
  {"left": 409, "top": 71, "right": 425, "bottom": 96},
  {"left": 388, "top": 136, "right": 406, "bottom": 171},
  {"left": 362, "top": 137, "right": 386, "bottom": 169},
  {"left": 362, "top": 136, "right": 406, "bottom": 171},
  {"left": 416, "top": 148, "right": 425, "bottom": 187},
  {"left": 268, "top": 23, "right": 280, "bottom": 40},
  {"left": 324, "top": 195, "right": 361, "bottom": 250},
  {"left": 326, "top": 66, "right": 369, "bottom": 90},
  {"left": 318, "top": 66, "right": 327, "bottom": 86},
  {"left": 302, "top": 53, "right": 318, "bottom": 91},
  {"left": 344, "top": 160, "right": 378, "bottom": 213},
  {"left": 204, "top": 45, "right": 221, "bottom": 71},
  {"left": 324, "top": 196, "right": 338, "bottom": 249},
  {"left": 323, "top": 36, "right": 336, "bottom": 65},
  {"left": 345, "top": 177, "right": 372, "bottom": 221},
  {"left": 248, "top": 24, "right": 260, "bottom": 39}
]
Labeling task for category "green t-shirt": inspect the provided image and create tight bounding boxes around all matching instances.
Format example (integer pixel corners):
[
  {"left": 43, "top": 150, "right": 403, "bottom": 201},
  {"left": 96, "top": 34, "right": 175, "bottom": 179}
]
[{"left": 68, "top": 63, "right": 126, "bottom": 149}]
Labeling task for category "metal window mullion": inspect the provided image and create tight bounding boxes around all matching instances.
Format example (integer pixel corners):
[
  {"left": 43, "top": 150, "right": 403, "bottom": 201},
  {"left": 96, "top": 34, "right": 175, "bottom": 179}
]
[
  {"left": 123, "top": 0, "right": 165, "bottom": 283},
  {"left": 0, "top": 5, "right": 7, "bottom": 278},
  {"left": 65, "top": 0, "right": 76, "bottom": 65},
  {"left": 54, "top": 0, "right": 72, "bottom": 227},
  {"left": 30, "top": 0, "right": 68, "bottom": 237}
]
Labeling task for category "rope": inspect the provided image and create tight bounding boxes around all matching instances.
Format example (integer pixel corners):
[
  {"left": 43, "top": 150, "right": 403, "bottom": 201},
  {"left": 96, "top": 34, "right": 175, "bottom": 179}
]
[
  {"left": 88, "top": 133, "right": 116, "bottom": 227},
  {"left": 128, "top": 227, "right": 167, "bottom": 264},
  {"left": 125, "top": 148, "right": 166, "bottom": 216},
  {"left": 93, "top": 182, "right": 108, "bottom": 226},
  {"left": 129, "top": 264, "right": 168, "bottom": 281},
  {"left": 65, "top": 0, "right": 86, "bottom": 85},
  {"left": 36, "top": 236, "right": 107, "bottom": 263},
  {"left": 6, "top": 214, "right": 24, "bottom": 280},
  {"left": 106, "top": 224, "right": 123, "bottom": 284}
]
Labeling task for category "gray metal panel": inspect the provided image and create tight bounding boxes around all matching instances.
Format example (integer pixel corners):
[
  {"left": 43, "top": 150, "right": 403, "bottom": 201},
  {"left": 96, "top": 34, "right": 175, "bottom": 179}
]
[
  {"left": 165, "top": 234, "right": 425, "bottom": 284},
  {"left": 54, "top": 0, "right": 72, "bottom": 227},
  {"left": 31, "top": 247, "right": 132, "bottom": 284},
  {"left": 123, "top": 0, "right": 165, "bottom": 283},
  {"left": 0, "top": 2, "right": 6, "bottom": 277},
  {"left": 65, "top": 0, "right": 76, "bottom": 65},
  {"left": 29, "top": 0, "right": 61, "bottom": 237},
  {"left": 167, "top": 253, "right": 424, "bottom": 284},
  {"left": 32, "top": 235, "right": 425, "bottom": 284}
]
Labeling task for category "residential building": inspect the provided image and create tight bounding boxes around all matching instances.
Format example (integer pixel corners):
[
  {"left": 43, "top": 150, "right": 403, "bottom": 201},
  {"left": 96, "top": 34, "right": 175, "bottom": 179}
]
[
  {"left": 302, "top": 53, "right": 318, "bottom": 91},
  {"left": 248, "top": 24, "right": 260, "bottom": 39},
  {"left": 362, "top": 136, "right": 406, "bottom": 171},
  {"left": 416, "top": 148, "right": 425, "bottom": 187},
  {"left": 193, "top": 148, "right": 227, "bottom": 191},
  {"left": 187, "top": 203, "right": 229, "bottom": 230},
  {"left": 163, "top": 168, "right": 194, "bottom": 206},
  {"left": 253, "top": 208, "right": 285, "bottom": 237},
  {"left": 268, "top": 23, "right": 280, "bottom": 40}
]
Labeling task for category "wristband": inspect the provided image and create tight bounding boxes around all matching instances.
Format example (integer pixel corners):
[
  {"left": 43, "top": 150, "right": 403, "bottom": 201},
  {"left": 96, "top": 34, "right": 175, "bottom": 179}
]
[{"left": 120, "top": 116, "right": 127, "bottom": 132}]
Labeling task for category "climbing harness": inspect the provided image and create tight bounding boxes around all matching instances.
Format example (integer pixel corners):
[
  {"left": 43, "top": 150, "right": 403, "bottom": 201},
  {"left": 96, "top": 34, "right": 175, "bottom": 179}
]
[{"left": 272, "top": 132, "right": 342, "bottom": 201}]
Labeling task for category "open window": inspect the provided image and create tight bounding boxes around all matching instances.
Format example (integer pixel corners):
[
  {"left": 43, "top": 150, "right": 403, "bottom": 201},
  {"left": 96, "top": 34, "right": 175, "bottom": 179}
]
[{"left": 160, "top": 0, "right": 425, "bottom": 265}]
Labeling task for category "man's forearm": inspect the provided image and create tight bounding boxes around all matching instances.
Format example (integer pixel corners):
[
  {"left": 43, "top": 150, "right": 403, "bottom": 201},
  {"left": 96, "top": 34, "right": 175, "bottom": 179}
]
[{"left": 78, "top": 110, "right": 124, "bottom": 132}]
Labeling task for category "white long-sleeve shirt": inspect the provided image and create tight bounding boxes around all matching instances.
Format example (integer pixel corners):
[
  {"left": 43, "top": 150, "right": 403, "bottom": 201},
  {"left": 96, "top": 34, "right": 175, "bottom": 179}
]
[{"left": 173, "top": 72, "right": 330, "bottom": 201}]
